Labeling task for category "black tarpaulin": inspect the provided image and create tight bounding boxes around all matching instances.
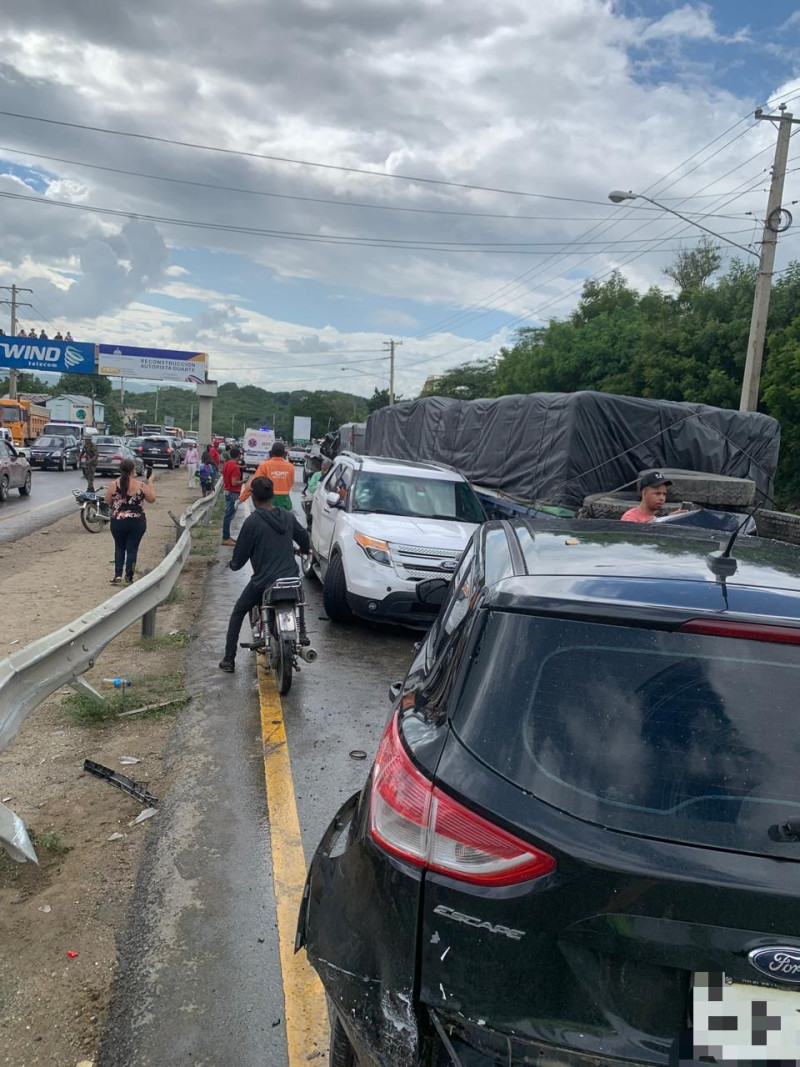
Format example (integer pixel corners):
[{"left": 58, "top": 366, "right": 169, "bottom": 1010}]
[{"left": 363, "top": 391, "right": 781, "bottom": 507}]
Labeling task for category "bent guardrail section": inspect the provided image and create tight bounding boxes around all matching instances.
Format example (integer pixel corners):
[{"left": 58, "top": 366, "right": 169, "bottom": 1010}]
[{"left": 0, "top": 481, "right": 221, "bottom": 862}]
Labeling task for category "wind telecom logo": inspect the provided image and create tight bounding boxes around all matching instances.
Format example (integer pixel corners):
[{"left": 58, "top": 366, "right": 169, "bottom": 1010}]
[{"left": 0, "top": 338, "right": 92, "bottom": 373}]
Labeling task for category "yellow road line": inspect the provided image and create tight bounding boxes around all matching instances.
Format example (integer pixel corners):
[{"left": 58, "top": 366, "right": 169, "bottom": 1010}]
[{"left": 257, "top": 662, "right": 329, "bottom": 1065}]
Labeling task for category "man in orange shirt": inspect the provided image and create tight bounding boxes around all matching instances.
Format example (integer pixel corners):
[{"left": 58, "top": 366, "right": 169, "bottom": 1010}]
[{"left": 240, "top": 441, "right": 295, "bottom": 511}]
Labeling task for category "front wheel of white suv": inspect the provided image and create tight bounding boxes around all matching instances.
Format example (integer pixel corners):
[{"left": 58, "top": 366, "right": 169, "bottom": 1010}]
[{"left": 322, "top": 553, "right": 351, "bottom": 621}]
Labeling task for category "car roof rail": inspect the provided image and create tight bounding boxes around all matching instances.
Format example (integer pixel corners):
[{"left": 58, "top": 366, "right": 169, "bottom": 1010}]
[{"left": 337, "top": 451, "right": 362, "bottom": 464}]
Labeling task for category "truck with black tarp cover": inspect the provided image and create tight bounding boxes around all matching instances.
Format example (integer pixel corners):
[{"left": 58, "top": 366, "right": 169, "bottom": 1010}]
[{"left": 364, "top": 391, "right": 780, "bottom": 510}]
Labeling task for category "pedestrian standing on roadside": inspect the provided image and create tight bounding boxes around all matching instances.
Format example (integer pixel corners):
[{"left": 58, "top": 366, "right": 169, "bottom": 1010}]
[
  {"left": 221, "top": 447, "right": 244, "bottom": 546},
  {"left": 204, "top": 442, "right": 221, "bottom": 484},
  {"left": 183, "top": 441, "right": 200, "bottom": 487},
  {"left": 83, "top": 433, "right": 99, "bottom": 493},
  {"left": 239, "top": 441, "right": 295, "bottom": 511},
  {"left": 105, "top": 459, "right": 156, "bottom": 585}
]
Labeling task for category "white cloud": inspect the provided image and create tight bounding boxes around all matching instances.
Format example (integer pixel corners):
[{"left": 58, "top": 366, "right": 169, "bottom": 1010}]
[
  {"left": 640, "top": 4, "right": 717, "bottom": 43},
  {"left": 371, "top": 309, "right": 418, "bottom": 330},
  {"left": 0, "top": 0, "right": 787, "bottom": 397}
]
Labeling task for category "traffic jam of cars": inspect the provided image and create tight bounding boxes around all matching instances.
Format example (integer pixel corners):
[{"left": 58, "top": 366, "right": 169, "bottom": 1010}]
[
  {"left": 289, "top": 395, "right": 800, "bottom": 1067},
  {"left": 4, "top": 393, "right": 800, "bottom": 1067}
]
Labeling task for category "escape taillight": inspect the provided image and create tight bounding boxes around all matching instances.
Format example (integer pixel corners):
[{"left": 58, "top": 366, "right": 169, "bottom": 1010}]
[{"left": 369, "top": 713, "right": 556, "bottom": 887}]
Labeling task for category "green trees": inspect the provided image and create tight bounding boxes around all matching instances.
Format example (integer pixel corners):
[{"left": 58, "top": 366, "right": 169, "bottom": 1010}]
[
  {"left": 423, "top": 251, "right": 800, "bottom": 505},
  {"left": 120, "top": 381, "right": 370, "bottom": 440}
]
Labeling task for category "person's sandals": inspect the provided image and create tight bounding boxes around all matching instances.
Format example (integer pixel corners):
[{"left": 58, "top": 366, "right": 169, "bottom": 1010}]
[{"left": 110, "top": 576, "right": 123, "bottom": 584}]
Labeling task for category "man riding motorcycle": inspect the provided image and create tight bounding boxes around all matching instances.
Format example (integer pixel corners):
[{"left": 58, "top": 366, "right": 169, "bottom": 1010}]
[{"left": 218, "top": 475, "right": 310, "bottom": 673}]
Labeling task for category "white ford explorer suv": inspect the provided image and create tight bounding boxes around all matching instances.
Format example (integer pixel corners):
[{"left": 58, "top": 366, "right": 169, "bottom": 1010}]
[{"left": 309, "top": 453, "right": 485, "bottom": 626}]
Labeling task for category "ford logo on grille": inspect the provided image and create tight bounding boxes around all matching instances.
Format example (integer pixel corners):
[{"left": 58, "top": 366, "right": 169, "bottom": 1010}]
[
  {"left": 439, "top": 559, "right": 457, "bottom": 571},
  {"left": 748, "top": 947, "right": 800, "bottom": 983}
]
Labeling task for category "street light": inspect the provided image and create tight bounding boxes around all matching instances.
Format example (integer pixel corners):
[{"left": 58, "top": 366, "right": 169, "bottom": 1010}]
[{"left": 607, "top": 190, "right": 757, "bottom": 258}]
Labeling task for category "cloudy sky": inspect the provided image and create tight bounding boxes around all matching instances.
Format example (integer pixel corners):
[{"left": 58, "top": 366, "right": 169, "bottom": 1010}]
[{"left": 0, "top": 0, "right": 798, "bottom": 397}]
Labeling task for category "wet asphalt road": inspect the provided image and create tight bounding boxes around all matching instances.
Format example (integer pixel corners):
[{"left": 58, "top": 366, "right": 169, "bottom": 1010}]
[
  {"left": 99, "top": 491, "right": 415, "bottom": 1066},
  {"left": 0, "top": 467, "right": 87, "bottom": 545}
]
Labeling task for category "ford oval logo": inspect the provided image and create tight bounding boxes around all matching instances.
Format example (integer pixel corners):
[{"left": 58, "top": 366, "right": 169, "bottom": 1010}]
[
  {"left": 439, "top": 559, "right": 457, "bottom": 572},
  {"left": 748, "top": 947, "right": 800, "bottom": 983}
]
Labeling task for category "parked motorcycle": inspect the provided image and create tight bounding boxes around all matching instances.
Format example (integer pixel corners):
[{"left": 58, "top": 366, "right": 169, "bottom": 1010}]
[
  {"left": 241, "top": 576, "right": 316, "bottom": 694},
  {"left": 73, "top": 488, "right": 110, "bottom": 533}
]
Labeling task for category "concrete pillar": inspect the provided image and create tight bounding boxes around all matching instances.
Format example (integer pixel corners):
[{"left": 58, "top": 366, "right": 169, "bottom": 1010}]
[{"left": 195, "top": 380, "right": 218, "bottom": 447}]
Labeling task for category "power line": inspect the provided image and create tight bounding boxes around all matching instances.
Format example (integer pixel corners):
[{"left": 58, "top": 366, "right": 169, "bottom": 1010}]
[
  {"left": 402, "top": 111, "right": 779, "bottom": 343},
  {"left": 408, "top": 144, "right": 774, "bottom": 345},
  {"left": 0, "top": 108, "right": 654, "bottom": 206},
  {"left": 0, "top": 144, "right": 752, "bottom": 224},
  {"left": 398, "top": 161, "right": 775, "bottom": 374},
  {"left": 0, "top": 188, "right": 759, "bottom": 253}
]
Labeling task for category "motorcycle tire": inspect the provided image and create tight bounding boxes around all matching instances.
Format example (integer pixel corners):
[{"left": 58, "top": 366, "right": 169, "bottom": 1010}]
[
  {"left": 58, "top": 456, "right": 66, "bottom": 472},
  {"left": 81, "top": 503, "right": 106, "bottom": 533},
  {"left": 301, "top": 551, "right": 315, "bottom": 579},
  {"left": 19, "top": 471, "right": 31, "bottom": 497},
  {"left": 0, "top": 475, "right": 9, "bottom": 503},
  {"left": 72, "top": 461, "right": 79, "bottom": 471},
  {"left": 275, "top": 637, "right": 293, "bottom": 695}
]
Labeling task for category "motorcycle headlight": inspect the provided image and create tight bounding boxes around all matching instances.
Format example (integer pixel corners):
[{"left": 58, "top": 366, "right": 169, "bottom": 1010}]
[{"left": 354, "top": 531, "right": 391, "bottom": 567}]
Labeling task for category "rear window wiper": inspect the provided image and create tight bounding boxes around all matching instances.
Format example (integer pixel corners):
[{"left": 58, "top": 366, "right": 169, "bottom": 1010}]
[{"left": 768, "top": 819, "right": 800, "bottom": 842}]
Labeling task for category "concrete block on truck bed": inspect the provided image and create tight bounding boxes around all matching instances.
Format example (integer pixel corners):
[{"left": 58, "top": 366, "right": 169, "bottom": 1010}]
[
  {"left": 754, "top": 509, "right": 800, "bottom": 546},
  {"left": 639, "top": 469, "right": 755, "bottom": 508}
]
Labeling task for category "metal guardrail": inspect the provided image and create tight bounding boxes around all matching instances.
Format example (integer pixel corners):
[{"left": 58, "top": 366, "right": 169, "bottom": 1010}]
[{"left": 0, "top": 481, "right": 221, "bottom": 862}]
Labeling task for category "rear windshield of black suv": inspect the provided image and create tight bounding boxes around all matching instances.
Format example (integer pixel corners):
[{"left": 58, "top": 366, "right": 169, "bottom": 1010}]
[{"left": 453, "top": 611, "right": 800, "bottom": 858}]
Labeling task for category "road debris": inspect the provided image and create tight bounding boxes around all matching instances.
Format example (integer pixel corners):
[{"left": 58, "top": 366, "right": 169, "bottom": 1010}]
[
  {"left": 130, "top": 807, "right": 157, "bottom": 826},
  {"left": 67, "top": 951, "right": 79, "bottom": 959},
  {"left": 39, "top": 905, "right": 52, "bottom": 914},
  {"left": 83, "top": 760, "right": 158, "bottom": 807},
  {"left": 107, "top": 832, "right": 125, "bottom": 842},
  {"left": 348, "top": 749, "right": 367, "bottom": 760},
  {"left": 118, "top": 756, "right": 141, "bottom": 765}
]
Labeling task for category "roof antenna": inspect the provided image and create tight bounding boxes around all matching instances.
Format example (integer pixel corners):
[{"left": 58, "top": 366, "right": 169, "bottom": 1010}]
[{"left": 706, "top": 498, "right": 762, "bottom": 581}]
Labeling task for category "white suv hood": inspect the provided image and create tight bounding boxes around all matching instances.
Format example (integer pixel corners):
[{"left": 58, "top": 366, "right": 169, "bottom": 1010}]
[{"left": 349, "top": 512, "right": 477, "bottom": 548}]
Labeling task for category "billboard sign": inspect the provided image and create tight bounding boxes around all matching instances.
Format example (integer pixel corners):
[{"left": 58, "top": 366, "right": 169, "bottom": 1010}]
[
  {"left": 293, "top": 415, "right": 312, "bottom": 442},
  {"left": 0, "top": 336, "right": 95, "bottom": 375},
  {"left": 98, "top": 344, "right": 207, "bottom": 384}
]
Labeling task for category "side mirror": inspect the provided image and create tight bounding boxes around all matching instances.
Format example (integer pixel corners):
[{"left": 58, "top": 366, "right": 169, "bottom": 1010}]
[
  {"left": 388, "top": 681, "right": 403, "bottom": 703},
  {"left": 325, "top": 492, "right": 342, "bottom": 508},
  {"left": 415, "top": 577, "right": 449, "bottom": 606}
]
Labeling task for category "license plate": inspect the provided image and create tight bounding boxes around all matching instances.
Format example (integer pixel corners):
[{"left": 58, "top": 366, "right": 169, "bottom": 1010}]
[
  {"left": 693, "top": 972, "right": 800, "bottom": 1059},
  {"left": 277, "top": 611, "right": 296, "bottom": 633}
]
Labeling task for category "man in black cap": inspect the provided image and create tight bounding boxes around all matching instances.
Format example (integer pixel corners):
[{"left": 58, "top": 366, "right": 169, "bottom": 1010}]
[{"left": 621, "top": 471, "right": 673, "bottom": 523}]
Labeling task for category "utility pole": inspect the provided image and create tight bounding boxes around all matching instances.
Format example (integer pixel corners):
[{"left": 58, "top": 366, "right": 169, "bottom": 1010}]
[
  {"left": 740, "top": 105, "right": 800, "bottom": 411},
  {"left": 0, "top": 284, "right": 33, "bottom": 399},
  {"left": 383, "top": 339, "right": 403, "bottom": 405}
]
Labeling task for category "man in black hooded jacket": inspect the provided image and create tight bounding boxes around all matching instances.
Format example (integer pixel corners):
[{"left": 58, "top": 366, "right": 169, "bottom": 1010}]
[{"left": 219, "top": 475, "right": 310, "bottom": 672}]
